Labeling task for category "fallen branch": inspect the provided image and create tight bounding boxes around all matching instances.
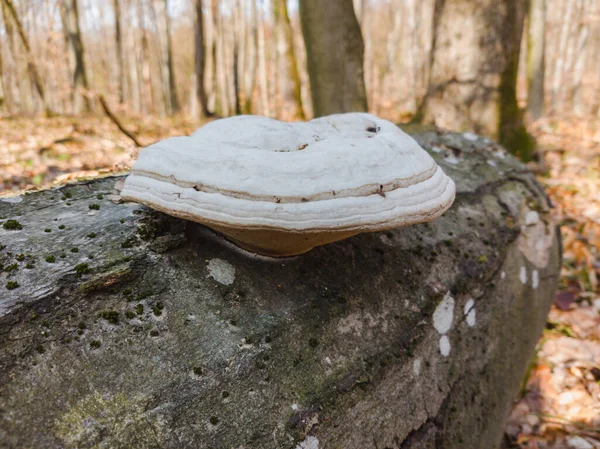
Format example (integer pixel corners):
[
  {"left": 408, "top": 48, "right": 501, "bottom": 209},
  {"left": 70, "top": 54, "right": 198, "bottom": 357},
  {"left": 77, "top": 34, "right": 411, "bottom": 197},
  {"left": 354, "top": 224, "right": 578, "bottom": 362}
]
[{"left": 98, "top": 95, "right": 144, "bottom": 147}]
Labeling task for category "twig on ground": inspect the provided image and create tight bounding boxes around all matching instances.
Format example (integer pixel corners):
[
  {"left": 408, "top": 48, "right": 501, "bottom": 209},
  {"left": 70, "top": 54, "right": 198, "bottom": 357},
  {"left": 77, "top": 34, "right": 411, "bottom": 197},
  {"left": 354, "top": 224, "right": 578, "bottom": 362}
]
[{"left": 98, "top": 95, "right": 144, "bottom": 147}]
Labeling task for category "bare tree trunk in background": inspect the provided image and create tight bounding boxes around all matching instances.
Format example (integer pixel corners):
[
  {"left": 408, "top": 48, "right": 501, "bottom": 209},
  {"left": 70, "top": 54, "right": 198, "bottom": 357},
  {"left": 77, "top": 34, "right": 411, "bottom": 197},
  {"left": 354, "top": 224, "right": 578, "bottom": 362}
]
[
  {"left": 125, "top": 0, "right": 141, "bottom": 113},
  {"left": 215, "top": 1, "right": 230, "bottom": 116},
  {"left": 527, "top": 0, "right": 546, "bottom": 120},
  {"left": 241, "top": 0, "right": 258, "bottom": 114},
  {"left": 0, "top": 37, "right": 5, "bottom": 113},
  {"left": 193, "top": 0, "right": 212, "bottom": 119},
  {"left": 154, "top": 0, "right": 179, "bottom": 115},
  {"left": 205, "top": 0, "right": 216, "bottom": 112},
  {"left": 61, "top": 0, "right": 91, "bottom": 114},
  {"left": 299, "top": 0, "right": 368, "bottom": 116},
  {"left": 353, "top": 0, "right": 366, "bottom": 24},
  {"left": 257, "top": 0, "right": 271, "bottom": 116},
  {"left": 570, "top": 0, "right": 590, "bottom": 116},
  {"left": 551, "top": 0, "right": 575, "bottom": 109},
  {"left": 1, "top": 0, "right": 21, "bottom": 113},
  {"left": 420, "top": 0, "right": 535, "bottom": 161},
  {"left": 233, "top": 0, "right": 242, "bottom": 115},
  {"left": 274, "top": 0, "right": 305, "bottom": 119},
  {"left": 137, "top": 0, "right": 153, "bottom": 114},
  {"left": 113, "top": 0, "right": 126, "bottom": 104},
  {"left": 1, "top": 0, "right": 52, "bottom": 115}
]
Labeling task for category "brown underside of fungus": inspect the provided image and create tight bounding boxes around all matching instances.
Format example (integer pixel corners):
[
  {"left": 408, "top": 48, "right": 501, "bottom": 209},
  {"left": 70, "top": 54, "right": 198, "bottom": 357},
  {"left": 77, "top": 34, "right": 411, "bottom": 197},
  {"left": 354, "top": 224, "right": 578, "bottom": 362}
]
[{"left": 121, "top": 113, "right": 456, "bottom": 256}]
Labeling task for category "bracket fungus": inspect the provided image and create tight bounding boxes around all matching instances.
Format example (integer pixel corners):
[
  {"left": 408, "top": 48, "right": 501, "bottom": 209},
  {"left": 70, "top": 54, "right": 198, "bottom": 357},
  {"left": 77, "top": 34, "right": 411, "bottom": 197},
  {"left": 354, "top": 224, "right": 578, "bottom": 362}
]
[{"left": 121, "top": 113, "right": 456, "bottom": 256}]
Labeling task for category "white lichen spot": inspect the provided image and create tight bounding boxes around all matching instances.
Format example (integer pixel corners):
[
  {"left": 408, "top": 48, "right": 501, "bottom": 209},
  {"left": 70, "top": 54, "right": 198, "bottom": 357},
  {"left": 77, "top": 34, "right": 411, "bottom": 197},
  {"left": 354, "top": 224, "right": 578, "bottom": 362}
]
[
  {"left": 324, "top": 357, "right": 332, "bottom": 365},
  {"left": 439, "top": 335, "right": 451, "bottom": 357},
  {"left": 444, "top": 155, "right": 460, "bottom": 165},
  {"left": 0, "top": 196, "right": 23, "bottom": 204},
  {"left": 433, "top": 292, "right": 454, "bottom": 334},
  {"left": 296, "top": 436, "right": 319, "bottom": 449},
  {"left": 464, "top": 298, "right": 476, "bottom": 327},
  {"left": 501, "top": 271, "right": 506, "bottom": 280},
  {"left": 532, "top": 269, "right": 540, "bottom": 289},
  {"left": 413, "top": 358, "right": 422, "bottom": 376},
  {"left": 291, "top": 403, "right": 298, "bottom": 411},
  {"left": 462, "top": 132, "right": 478, "bottom": 141},
  {"left": 207, "top": 258, "right": 236, "bottom": 286},
  {"left": 520, "top": 266, "right": 527, "bottom": 285},
  {"left": 486, "top": 160, "right": 497, "bottom": 167},
  {"left": 525, "top": 210, "right": 540, "bottom": 226},
  {"left": 432, "top": 146, "right": 442, "bottom": 153}
]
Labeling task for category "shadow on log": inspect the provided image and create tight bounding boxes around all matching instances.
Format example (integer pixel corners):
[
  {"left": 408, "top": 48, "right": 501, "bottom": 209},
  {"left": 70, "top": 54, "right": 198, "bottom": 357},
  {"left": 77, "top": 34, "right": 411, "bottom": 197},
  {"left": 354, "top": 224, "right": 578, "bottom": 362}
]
[{"left": 0, "top": 130, "right": 561, "bottom": 449}]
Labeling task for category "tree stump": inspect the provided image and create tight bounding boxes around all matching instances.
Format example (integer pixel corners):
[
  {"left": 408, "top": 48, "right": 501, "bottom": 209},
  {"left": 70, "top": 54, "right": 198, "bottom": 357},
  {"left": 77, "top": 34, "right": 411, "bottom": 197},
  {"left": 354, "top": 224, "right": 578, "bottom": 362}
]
[{"left": 0, "top": 130, "right": 561, "bottom": 449}]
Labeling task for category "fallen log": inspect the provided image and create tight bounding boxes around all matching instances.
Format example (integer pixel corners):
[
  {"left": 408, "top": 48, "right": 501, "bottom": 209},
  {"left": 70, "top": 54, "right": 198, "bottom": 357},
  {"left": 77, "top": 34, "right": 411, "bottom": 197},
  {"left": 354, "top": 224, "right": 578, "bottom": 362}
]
[{"left": 0, "top": 129, "right": 561, "bottom": 449}]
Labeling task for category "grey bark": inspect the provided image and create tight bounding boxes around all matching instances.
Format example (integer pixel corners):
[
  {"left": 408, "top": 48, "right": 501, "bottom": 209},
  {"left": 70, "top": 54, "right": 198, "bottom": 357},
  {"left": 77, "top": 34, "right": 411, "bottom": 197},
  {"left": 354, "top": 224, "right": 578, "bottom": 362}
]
[
  {"left": 113, "top": 0, "right": 126, "bottom": 105},
  {"left": 527, "top": 0, "right": 546, "bottom": 120},
  {"left": 257, "top": 0, "right": 271, "bottom": 117},
  {"left": 420, "top": 0, "right": 535, "bottom": 161},
  {"left": 299, "top": 0, "right": 368, "bottom": 116},
  {"left": 551, "top": 0, "right": 575, "bottom": 108},
  {"left": 61, "top": 0, "right": 91, "bottom": 114},
  {"left": 0, "top": 131, "right": 560, "bottom": 449}
]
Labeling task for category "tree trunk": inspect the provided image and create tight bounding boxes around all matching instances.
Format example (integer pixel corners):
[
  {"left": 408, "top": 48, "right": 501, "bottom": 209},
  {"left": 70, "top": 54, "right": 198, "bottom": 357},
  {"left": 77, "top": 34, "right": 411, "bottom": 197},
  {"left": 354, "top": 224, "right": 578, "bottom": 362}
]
[
  {"left": 526, "top": 0, "right": 546, "bottom": 120},
  {"left": 257, "top": 0, "right": 271, "bottom": 116},
  {"left": 0, "top": 131, "right": 560, "bottom": 449},
  {"left": 1, "top": 0, "right": 52, "bottom": 115},
  {"left": 113, "top": 0, "right": 126, "bottom": 105},
  {"left": 274, "top": 0, "right": 305, "bottom": 120},
  {"left": 420, "top": 0, "right": 535, "bottom": 161},
  {"left": 0, "top": 36, "right": 6, "bottom": 113},
  {"left": 570, "top": 0, "right": 590, "bottom": 116},
  {"left": 1, "top": 0, "right": 22, "bottom": 113},
  {"left": 61, "top": 0, "right": 91, "bottom": 114},
  {"left": 241, "top": 0, "right": 258, "bottom": 115},
  {"left": 193, "top": 0, "right": 211, "bottom": 119},
  {"left": 299, "top": 0, "right": 368, "bottom": 117},
  {"left": 550, "top": 0, "right": 575, "bottom": 109},
  {"left": 153, "top": 0, "right": 179, "bottom": 115}
]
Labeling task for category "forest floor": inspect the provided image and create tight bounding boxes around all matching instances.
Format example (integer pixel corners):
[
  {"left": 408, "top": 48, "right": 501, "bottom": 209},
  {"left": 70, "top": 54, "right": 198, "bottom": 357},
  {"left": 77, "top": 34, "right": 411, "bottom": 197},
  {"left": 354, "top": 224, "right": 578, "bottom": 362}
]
[{"left": 1, "top": 114, "right": 600, "bottom": 447}]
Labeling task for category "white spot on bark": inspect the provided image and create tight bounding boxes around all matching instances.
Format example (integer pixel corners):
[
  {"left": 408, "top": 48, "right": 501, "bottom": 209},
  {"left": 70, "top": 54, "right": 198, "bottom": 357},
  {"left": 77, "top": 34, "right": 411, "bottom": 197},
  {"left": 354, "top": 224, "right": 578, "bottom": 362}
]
[
  {"left": 525, "top": 210, "right": 540, "bottom": 226},
  {"left": 433, "top": 292, "right": 454, "bottom": 334},
  {"left": 206, "top": 259, "right": 236, "bottom": 286},
  {"left": 462, "top": 132, "right": 478, "bottom": 141},
  {"left": 444, "top": 155, "right": 460, "bottom": 165},
  {"left": 520, "top": 266, "right": 527, "bottom": 285},
  {"left": 296, "top": 436, "right": 319, "bottom": 449},
  {"left": 501, "top": 271, "right": 506, "bottom": 280},
  {"left": 291, "top": 403, "right": 298, "bottom": 411},
  {"left": 432, "top": 146, "right": 442, "bottom": 153},
  {"left": 532, "top": 270, "right": 539, "bottom": 289},
  {"left": 0, "top": 196, "right": 22, "bottom": 203},
  {"left": 439, "top": 335, "right": 451, "bottom": 357},
  {"left": 337, "top": 312, "right": 364, "bottom": 335},
  {"left": 464, "top": 298, "right": 476, "bottom": 327},
  {"left": 324, "top": 357, "right": 332, "bottom": 365},
  {"left": 413, "top": 358, "right": 422, "bottom": 376},
  {"left": 487, "top": 160, "right": 497, "bottom": 167}
]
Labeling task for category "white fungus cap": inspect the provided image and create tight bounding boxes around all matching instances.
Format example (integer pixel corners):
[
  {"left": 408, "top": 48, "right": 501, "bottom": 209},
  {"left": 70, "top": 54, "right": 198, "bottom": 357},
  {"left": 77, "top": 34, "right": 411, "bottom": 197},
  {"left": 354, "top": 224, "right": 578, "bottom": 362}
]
[{"left": 121, "top": 113, "right": 456, "bottom": 256}]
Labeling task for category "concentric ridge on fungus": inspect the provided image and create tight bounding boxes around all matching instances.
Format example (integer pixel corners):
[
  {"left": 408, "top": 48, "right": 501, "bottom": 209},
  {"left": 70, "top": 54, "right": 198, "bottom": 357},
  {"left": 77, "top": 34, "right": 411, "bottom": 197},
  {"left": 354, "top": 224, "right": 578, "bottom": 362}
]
[{"left": 121, "top": 113, "right": 456, "bottom": 256}]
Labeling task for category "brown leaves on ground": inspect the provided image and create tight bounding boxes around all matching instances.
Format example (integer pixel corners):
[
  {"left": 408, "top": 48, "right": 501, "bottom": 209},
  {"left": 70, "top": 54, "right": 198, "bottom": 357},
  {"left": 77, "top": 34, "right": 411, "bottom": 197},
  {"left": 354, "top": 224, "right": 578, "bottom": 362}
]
[
  {"left": 0, "top": 115, "right": 199, "bottom": 194},
  {"left": 505, "top": 117, "right": 600, "bottom": 449}
]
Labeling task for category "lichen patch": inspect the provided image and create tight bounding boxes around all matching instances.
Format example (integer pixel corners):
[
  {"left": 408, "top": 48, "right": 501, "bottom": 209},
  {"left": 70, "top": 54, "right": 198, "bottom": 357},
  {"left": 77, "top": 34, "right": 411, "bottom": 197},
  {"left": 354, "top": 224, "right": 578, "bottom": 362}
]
[
  {"left": 433, "top": 292, "right": 454, "bottom": 334},
  {"left": 413, "top": 358, "right": 422, "bottom": 376},
  {"left": 440, "top": 335, "right": 451, "bottom": 357},
  {"left": 464, "top": 298, "right": 476, "bottom": 327},
  {"left": 296, "top": 436, "right": 319, "bottom": 449},
  {"left": 532, "top": 269, "right": 540, "bottom": 289},
  {"left": 520, "top": 266, "right": 527, "bottom": 285},
  {"left": 206, "top": 258, "right": 236, "bottom": 286}
]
